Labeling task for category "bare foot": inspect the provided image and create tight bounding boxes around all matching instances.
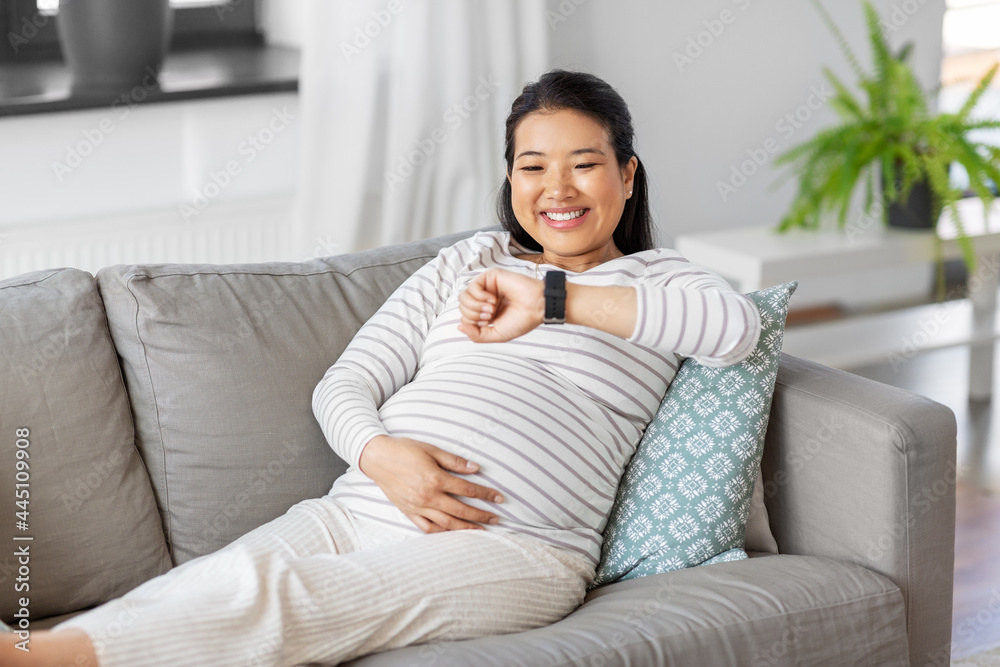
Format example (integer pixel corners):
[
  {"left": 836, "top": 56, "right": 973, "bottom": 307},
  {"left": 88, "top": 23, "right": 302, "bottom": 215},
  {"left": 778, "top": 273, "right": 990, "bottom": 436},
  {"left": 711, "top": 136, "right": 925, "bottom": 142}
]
[{"left": 0, "top": 629, "right": 98, "bottom": 666}]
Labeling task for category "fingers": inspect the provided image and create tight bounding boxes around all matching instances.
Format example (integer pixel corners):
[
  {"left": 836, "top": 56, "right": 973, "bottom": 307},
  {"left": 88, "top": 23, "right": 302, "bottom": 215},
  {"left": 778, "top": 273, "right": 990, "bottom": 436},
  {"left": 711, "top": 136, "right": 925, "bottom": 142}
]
[
  {"left": 401, "top": 475, "right": 499, "bottom": 531},
  {"left": 456, "top": 322, "right": 480, "bottom": 340},
  {"left": 435, "top": 477, "right": 504, "bottom": 526},
  {"left": 458, "top": 300, "right": 493, "bottom": 327},
  {"left": 438, "top": 472, "right": 505, "bottom": 507},
  {"left": 434, "top": 450, "right": 506, "bottom": 505},
  {"left": 424, "top": 505, "right": 492, "bottom": 532},
  {"left": 458, "top": 278, "right": 496, "bottom": 327},
  {"left": 423, "top": 446, "right": 504, "bottom": 525},
  {"left": 437, "top": 450, "right": 480, "bottom": 474},
  {"left": 456, "top": 322, "right": 500, "bottom": 343},
  {"left": 409, "top": 500, "right": 493, "bottom": 533},
  {"left": 378, "top": 439, "right": 503, "bottom": 532},
  {"left": 408, "top": 514, "right": 445, "bottom": 534},
  {"left": 466, "top": 273, "right": 498, "bottom": 305},
  {"left": 410, "top": 494, "right": 498, "bottom": 532}
]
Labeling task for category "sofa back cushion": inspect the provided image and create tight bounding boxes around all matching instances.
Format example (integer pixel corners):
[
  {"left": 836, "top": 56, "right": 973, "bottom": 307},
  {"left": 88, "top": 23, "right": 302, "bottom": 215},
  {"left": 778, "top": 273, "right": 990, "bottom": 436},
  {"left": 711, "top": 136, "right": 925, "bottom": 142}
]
[
  {"left": 97, "top": 230, "right": 476, "bottom": 564},
  {"left": 0, "top": 268, "right": 171, "bottom": 623}
]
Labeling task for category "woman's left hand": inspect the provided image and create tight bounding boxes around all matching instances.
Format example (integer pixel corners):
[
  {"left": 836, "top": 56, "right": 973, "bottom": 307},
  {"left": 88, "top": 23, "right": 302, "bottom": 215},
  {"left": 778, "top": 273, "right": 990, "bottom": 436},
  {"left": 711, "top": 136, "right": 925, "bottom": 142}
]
[{"left": 457, "top": 268, "right": 545, "bottom": 343}]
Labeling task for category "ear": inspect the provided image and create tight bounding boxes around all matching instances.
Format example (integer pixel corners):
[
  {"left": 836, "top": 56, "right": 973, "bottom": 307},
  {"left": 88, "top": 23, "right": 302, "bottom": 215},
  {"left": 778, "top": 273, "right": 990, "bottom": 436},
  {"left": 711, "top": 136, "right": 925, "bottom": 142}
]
[{"left": 622, "top": 156, "right": 638, "bottom": 196}]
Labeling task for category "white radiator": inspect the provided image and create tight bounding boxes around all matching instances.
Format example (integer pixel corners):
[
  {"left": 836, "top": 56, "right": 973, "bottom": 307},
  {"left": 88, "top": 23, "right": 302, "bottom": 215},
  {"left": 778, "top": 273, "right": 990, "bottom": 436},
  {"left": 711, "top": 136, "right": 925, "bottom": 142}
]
[{"left": 0, "top": 194, "right": 309, "bottom": 281}]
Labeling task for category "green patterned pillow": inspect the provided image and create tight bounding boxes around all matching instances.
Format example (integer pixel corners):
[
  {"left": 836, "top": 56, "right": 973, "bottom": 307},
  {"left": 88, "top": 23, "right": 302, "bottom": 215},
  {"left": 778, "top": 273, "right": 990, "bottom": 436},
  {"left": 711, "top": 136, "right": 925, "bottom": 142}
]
[{"left": 592, "top": 281, "right": 797, "bottom": 587}]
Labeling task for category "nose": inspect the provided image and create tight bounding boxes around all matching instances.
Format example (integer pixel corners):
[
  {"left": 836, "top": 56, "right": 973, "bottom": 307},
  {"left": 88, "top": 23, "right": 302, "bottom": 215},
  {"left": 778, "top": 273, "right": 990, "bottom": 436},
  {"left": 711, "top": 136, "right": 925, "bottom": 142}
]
[{"left": 543, "top": 166, "right": 575, "bottom": 200}]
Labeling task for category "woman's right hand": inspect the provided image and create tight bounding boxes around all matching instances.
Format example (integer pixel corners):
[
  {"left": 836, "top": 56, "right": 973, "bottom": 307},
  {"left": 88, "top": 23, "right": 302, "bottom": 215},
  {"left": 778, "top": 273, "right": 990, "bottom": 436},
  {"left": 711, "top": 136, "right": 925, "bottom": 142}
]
[{"left": 358, "top": 435, "right": 504, "bottom": 533}]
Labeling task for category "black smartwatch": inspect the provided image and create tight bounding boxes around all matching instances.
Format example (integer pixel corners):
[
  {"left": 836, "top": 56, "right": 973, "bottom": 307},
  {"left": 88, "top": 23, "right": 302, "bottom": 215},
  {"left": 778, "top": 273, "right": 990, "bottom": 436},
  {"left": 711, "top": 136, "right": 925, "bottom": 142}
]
[{"left": 543, "top": 270, "right": 566, "bottom": 324}]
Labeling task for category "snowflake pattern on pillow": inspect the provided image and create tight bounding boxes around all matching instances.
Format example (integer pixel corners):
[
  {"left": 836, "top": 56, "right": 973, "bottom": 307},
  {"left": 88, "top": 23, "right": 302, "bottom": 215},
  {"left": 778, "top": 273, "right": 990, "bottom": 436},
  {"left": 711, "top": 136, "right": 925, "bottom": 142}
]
[{"left": 591, "top": 282, "right": 797, "bottom": 588}]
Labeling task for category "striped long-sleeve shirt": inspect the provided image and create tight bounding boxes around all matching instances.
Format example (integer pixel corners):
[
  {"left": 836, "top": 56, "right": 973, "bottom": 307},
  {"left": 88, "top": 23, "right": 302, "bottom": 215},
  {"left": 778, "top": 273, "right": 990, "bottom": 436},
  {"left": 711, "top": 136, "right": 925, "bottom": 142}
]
[{"left": 312, "top": 230, "right": 761, "bottom": 566}]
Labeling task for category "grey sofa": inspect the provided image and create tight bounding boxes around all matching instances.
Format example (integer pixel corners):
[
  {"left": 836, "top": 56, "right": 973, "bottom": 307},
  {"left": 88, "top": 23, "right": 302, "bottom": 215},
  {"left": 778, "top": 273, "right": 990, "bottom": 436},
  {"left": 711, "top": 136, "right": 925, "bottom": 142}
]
[{"left": 0, "top": 228, "right": 956, "bottom": 666}]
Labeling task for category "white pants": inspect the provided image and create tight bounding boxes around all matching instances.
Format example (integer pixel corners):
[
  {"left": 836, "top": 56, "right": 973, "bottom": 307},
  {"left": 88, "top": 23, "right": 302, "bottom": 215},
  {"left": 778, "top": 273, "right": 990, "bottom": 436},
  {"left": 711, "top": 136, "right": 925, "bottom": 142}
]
[{"left": 55, "top": 496, "right": 594, "bottom": 667}]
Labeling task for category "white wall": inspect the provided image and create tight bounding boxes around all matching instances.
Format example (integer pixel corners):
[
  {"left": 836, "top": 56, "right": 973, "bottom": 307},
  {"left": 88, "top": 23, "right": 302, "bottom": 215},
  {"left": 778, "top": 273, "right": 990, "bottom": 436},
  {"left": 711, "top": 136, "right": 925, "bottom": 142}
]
[{"left": 547, "top": 0, "right": 947, "bottom": 247}]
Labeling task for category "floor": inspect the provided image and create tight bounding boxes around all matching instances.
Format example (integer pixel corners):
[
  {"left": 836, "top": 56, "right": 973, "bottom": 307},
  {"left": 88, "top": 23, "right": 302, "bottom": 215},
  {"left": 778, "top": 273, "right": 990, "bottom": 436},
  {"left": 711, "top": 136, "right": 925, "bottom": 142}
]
[{"left": 847, "top": 343, "right": 1000, "bottom": 659}]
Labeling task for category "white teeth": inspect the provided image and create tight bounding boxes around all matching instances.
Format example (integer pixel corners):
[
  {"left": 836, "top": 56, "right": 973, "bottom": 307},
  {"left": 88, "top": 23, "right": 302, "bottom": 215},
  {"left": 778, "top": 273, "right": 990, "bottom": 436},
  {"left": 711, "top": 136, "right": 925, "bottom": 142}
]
[{"left": 547, "top": 209, "right": 586, "bottom": 221}]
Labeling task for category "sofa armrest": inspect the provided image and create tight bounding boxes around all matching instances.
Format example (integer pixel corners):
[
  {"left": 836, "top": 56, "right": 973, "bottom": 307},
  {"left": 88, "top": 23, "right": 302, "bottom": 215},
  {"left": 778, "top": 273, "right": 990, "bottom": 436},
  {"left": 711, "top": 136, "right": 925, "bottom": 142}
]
[{"left": 762, "top": 353, "right": 957, "bottom": 667}]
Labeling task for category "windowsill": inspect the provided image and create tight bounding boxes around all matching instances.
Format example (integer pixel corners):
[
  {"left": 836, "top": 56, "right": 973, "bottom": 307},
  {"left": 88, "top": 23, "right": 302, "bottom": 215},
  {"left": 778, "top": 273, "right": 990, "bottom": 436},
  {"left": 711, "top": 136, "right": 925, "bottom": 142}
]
[{"left": 0, "top": 44, "right": 299, "bottom": 118}]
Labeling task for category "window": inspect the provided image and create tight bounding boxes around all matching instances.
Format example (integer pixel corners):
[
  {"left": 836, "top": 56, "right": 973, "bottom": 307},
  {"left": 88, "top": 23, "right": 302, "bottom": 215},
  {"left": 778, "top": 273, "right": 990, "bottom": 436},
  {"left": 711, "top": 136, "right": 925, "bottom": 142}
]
[
  {"left": 941, "top": 0, "right": 1000, "bottom": 86},
  {"left": 940, "top": 0, "right": 1000, "bottom": 196},
  {"left": 0, "top": 0, "right": 261, "bottom": 63}
]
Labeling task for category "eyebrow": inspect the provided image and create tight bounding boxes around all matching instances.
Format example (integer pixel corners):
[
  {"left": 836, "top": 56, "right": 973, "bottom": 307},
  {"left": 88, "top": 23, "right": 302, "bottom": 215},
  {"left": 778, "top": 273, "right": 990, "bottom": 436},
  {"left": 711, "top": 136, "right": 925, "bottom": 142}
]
[{"left": 514, "top": 148, "right": 606, "bottom": 161}]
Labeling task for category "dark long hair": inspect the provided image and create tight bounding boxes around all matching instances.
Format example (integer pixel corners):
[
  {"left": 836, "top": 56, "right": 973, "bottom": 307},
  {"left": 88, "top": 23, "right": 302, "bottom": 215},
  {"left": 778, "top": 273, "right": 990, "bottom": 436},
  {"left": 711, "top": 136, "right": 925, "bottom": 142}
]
[{"left": 497, "top": 69, "right": 655, "bottom": 254}]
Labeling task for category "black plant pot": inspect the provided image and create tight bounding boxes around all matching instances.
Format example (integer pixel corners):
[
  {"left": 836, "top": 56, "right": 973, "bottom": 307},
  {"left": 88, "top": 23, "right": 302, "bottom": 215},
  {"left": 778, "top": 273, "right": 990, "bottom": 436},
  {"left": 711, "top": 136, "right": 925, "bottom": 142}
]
[
  {"left": 56, "top": 0, "right": 173, "bottom": 96},
  {"left": 885, "top": 173, "right": 936, "bottom": 230}
]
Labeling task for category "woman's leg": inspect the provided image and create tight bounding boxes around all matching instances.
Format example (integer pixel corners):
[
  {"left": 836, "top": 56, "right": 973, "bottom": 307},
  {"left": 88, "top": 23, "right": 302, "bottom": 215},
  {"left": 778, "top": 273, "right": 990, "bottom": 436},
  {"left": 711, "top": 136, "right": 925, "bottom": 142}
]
[
  {"left": 8, "top": 501, "right": 592, "bottom": 667},
  {"left": 255, "top": 528, "right": 594, "bottom": 666},
  {"left": 41, "top": 496, "right": 377, "bottom": 667}
]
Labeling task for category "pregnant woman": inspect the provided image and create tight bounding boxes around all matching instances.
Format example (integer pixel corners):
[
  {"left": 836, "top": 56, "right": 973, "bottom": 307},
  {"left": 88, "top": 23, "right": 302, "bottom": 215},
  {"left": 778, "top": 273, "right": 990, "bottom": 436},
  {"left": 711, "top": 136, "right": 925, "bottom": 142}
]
[{"left": 2, "top": 69, "right": 759, "bottom": 667}]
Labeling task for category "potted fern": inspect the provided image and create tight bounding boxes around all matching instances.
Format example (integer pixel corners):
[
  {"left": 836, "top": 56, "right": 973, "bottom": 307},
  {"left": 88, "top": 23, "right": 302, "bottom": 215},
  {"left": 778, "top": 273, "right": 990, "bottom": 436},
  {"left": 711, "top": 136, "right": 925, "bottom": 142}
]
[{"left": 775, "top": 0, "right": 1000, "bottom": 283}]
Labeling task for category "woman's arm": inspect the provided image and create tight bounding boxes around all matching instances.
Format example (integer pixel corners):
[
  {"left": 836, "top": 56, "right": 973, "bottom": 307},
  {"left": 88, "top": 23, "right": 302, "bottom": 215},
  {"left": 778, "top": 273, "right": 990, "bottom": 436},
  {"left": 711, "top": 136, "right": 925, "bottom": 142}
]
[
  {"left": 313, "top": 236, "right": 504, "bottom": 532},
  {"left": 455, "top": 270, "right": 636, "bottom": 338},
  {"left": 457, "top": 265, "right": 760, "bottom": 367}
]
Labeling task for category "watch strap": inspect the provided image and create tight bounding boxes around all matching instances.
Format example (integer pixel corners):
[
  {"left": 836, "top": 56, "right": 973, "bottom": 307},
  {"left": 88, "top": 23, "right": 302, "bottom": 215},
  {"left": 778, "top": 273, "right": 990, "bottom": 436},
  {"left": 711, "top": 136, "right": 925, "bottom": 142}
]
[{"left": 543, "top": 270, "right": 566, "bottom": 324}]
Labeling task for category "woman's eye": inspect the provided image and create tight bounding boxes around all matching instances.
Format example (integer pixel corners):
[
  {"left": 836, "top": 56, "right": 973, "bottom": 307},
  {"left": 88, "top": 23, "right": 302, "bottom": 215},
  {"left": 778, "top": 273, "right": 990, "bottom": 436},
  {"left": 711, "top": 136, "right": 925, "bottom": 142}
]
[
  {"left": 520, "top": 166, "right": 542, "bottom": 172},
  {"left": 576, "top": 163, "right": 597, "bottom": 169}
]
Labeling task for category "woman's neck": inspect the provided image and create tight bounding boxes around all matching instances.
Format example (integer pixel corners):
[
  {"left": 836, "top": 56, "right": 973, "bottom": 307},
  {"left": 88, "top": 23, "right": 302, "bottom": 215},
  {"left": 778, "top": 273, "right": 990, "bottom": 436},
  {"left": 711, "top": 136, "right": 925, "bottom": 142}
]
[{"left": 533, "top": 245, "right": 623, "bottom": 273}]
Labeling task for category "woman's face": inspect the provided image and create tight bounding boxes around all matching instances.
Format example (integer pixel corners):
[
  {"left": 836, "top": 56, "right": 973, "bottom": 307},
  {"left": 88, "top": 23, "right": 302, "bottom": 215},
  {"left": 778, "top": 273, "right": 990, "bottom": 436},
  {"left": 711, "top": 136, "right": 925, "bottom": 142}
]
[{"left": 508, "top": 108, "right": 637, "bottom": 265}]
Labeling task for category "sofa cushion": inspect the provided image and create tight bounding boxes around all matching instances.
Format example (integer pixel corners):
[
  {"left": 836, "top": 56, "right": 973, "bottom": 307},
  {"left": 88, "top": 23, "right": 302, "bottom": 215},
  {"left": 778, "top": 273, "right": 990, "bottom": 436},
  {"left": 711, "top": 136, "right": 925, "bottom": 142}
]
[
  {"left": 593, "top": 282, "right": 796, "bottom": 585},
  {"left": 745, "top": 473, "right": 779, "bottom": 554},
  {"left": 344, "top": 554, "right": 909, "bottom": 666},
  {"left": 0, "top": 268, "right": 171, "bottom": 623},
  {"left": 96, "top": 230, "right": 477, "bottom": 564}
]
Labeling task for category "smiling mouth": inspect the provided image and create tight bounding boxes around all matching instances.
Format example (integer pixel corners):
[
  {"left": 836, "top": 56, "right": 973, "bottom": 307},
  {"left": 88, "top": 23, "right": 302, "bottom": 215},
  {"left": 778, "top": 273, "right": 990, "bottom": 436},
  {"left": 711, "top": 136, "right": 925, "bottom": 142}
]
[{"left": 542, "top": 208, "right": 588, "bottom": 222}]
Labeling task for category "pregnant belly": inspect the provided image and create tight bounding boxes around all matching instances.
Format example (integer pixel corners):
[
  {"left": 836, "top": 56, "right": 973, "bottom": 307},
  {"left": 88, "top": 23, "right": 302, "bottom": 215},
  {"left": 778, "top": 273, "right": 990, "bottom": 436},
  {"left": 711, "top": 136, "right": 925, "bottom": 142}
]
[{"left": 376, "top": 357, "right": 628, "bottom": 535}]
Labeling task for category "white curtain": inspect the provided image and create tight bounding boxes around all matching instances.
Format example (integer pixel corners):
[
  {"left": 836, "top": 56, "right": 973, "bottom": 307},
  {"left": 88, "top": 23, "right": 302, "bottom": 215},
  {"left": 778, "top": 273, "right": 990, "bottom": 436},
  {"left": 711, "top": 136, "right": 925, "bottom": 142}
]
[{"left": 294, "top": 0, "right": 550, "bottom": 257}]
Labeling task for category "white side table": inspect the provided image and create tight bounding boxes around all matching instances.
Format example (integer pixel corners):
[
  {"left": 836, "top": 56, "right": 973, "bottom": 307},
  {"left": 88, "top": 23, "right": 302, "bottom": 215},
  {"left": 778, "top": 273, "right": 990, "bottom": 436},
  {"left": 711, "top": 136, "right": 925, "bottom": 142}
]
[{"left": 675, "top": 199, "right": 1000, "bottom": 400}]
